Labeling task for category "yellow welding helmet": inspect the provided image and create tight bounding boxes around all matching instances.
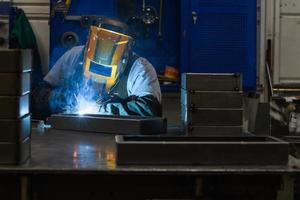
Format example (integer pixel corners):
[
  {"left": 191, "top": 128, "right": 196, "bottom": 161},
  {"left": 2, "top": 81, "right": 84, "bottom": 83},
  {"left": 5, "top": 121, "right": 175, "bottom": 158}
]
[{"left": 83, "top": 18, "right": 133, "bottom": 91}]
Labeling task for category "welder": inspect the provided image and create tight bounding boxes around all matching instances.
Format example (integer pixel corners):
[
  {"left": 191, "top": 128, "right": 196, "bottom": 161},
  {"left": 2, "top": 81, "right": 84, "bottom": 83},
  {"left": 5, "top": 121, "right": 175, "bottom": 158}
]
[{"left": 31, "top": 16, "right": 161, "bottom": 119}]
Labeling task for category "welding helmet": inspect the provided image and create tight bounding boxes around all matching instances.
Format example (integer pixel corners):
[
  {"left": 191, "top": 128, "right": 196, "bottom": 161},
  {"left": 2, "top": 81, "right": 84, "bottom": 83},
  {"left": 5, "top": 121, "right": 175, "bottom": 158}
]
[{"left": 83, "top": 16, "right": 133, "bottom": 91}]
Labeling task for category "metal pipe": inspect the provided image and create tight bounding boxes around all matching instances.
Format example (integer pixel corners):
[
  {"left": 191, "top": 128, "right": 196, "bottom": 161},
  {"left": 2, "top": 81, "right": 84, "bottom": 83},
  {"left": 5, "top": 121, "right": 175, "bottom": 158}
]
[
  {"left": 273, "top": 88, "right": 300, "bottom": 92},
  {"left": 142, "top": 0, "right": 146, "bottom": 11},
  {"left": 158, "top": 0, "right": 163, "bottom": 38},
  {"left": 266, "top": 63, "right": 274, "bottom": 97}
]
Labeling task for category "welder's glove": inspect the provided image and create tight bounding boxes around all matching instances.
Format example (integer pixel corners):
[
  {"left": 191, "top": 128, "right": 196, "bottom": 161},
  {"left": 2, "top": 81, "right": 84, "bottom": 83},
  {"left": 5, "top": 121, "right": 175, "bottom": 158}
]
[
  {"left": 97, "top": 94, "right": 162, "bottom": 117},
  {"left": 97, "top": 93, "right": 127, "bottom": 114},
  {"left": 96, "top": 93, "right": 125, "bottom": 105},
  {"left": 98, "top": 103, "right": 121, "bottom": 115}
]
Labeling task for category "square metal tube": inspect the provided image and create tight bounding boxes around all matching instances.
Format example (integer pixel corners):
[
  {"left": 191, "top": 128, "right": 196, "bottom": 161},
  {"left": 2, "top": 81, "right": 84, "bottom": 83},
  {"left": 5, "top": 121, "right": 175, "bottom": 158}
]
[
  {"left": 116, "top": 136, "right": 289, "bottom": 166},
  {"left": 48, "top": 114, "right": 167, "bottom": 135},
  {"left": 181, "top": 89, "right": 243, "bottom": 109},
  {"left": 182, "top": 73, "right": 242, "bottom": 91}
]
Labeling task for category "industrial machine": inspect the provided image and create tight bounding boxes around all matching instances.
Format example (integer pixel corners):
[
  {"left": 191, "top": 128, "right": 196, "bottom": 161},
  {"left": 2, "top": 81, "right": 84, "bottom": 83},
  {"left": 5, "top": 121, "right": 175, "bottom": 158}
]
[
  {"left": 50, "top": 0, "right": 180, "bottom": 91},
  {"left": 181, "top": 0, "right": 257, "bottom": 90},
  {"left": 50, "top": 0, "right": 257, "bottom": 91}
]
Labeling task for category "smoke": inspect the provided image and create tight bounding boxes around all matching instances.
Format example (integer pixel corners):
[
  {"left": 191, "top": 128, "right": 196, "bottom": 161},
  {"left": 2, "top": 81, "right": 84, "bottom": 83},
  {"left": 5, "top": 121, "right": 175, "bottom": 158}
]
[
  {"left": 74, "top": 93, "right": 100, "bottom": 115},
  {"left": 49, "top": 78, "right": 102, "bottom": 115}
]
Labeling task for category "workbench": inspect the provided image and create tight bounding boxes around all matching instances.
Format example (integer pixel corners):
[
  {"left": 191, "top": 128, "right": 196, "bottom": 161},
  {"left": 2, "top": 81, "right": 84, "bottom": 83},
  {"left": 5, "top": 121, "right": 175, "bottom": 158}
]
[{"left": 0, "top": 128, "right": 299, "bottom": 200}]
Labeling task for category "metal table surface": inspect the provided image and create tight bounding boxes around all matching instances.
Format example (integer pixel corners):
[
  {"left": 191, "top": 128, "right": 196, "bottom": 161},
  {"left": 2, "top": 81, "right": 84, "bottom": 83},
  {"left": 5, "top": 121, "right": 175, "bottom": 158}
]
[{"left": 0, "top": 128, "right": 300, "bottom": 175}]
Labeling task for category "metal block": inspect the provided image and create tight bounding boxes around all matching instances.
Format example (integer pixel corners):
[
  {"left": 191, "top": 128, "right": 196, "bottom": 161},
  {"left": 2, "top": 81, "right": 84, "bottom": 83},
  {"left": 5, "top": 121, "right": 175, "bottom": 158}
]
[
  {"left": 186, "top": 125, "right": 243, "bottom": 136},
  {"left": 0, "top": 137, "right": 30, "bottom": 165},
  {"left": 0, "top": 115, "right": 31, "bottom": 143},
  {"left": 0, "top": 94, "right": 29, "bottom": 119},
  {"left": 0, "top": 49, "right": 31, "bottom": 73},
  {"left": 48, "top": 114, "right": 167, "bottom": 135},
  {"left": 181, "top": 89, "right": 243, "bottom": 108},
  {"left": 182, "top": 73, "right": 242, "bottom": 91},
  {"left": 0, "top": 72, "right": 30, "bottom": 95},
  {"left": 116, "top": 136, "right": 289, "bottom": 166},
  {"left": 182, "top": 106, "right": 243, "bottom": 126}
]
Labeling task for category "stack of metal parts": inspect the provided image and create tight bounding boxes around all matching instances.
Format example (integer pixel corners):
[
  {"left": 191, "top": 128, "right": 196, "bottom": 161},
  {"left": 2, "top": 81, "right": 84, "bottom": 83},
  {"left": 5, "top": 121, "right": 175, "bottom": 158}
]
[
  {"left": 181, "top": 73, "right": 244, "bottom": 136},
  {"left": 0, "top": 50, "right": 31, "bottom": 164}
]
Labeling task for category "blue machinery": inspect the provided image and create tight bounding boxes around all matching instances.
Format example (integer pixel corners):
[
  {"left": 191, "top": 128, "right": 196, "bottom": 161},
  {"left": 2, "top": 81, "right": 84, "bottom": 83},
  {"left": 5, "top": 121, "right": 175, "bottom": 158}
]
[{"left": 50, "top": 0, "right": 257, "bottom": 90}]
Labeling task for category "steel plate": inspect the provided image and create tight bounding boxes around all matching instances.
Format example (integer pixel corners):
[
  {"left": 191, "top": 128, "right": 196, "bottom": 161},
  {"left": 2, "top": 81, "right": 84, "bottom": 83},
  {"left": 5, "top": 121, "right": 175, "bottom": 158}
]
[
  {"left": 48, "top": 114, "right": 167, "bottom": 135},
  {"left": 182, "top": 73, "right": 242, "bottom": 91}
]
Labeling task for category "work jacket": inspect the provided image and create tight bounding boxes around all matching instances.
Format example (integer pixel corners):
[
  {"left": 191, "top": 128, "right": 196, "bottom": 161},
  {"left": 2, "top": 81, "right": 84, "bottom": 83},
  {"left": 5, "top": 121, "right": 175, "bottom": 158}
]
[{"left": 32, "top": 46, "right": 162, "bottom": 119}]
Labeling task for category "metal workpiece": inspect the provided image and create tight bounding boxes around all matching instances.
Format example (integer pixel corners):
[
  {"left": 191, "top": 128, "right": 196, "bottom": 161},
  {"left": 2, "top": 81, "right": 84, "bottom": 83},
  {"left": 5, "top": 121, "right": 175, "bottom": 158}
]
[
  {"left": 0, "top": 137, "right": 30, "bottom": 165},
  {"left": 116, "top": 136, "right": 289, "bottom": 166},
  {"left": 181, "top": 73, "right": 242, "bottom": 91},
  {"left": 186, "top": 125, "right": 243, "bottom": 136},
  {"left": 48, "top": 114, "right": 167, "bottom": 135},
  {"left": 181, "top": 89, "right": 243, "bottom": 109},
  {"left": 181, "top": 107, "right": 243, "bottom": 126},
  {"left": 0, "top": 72, "right": 30, "bottom": 95},
  {"left": 0, "top": 49, "right": 32, "bottom": 73},
  {"left": 0, "top": 114, "right": 31, "bottom": 143},
  {"left": 0, "top": 94, "right": 29, "bottom": 119}
]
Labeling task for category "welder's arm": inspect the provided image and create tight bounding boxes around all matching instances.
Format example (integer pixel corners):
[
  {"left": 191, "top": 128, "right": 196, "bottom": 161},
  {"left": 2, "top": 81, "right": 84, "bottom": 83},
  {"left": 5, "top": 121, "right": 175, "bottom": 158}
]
[
  {"left": 99, "top": 94, "right": 162, "bottom": 117},
  {"left": 31, "top": 80, "right": 78, "bottom": 119},
  {"left": 99, "top": 58, "right": 162, "bottom": 117},
  {"left": 31, "top": 80, "right": 53, "bottom": 119},
  {"left": 31, "top": 46, "right": 85, "bottom": 120},
  {"left": 31, "top": 80, "right": 68, "bottom": 119}
]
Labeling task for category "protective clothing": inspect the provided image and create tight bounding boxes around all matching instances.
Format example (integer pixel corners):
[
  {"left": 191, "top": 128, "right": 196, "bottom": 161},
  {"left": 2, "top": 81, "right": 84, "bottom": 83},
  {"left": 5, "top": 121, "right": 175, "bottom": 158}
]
[
  {"left": 31, "top": 17, "right": 162, "bottom": 118},
  {"left": 38, "top": 45, "right": 162, "bottom": 118}
]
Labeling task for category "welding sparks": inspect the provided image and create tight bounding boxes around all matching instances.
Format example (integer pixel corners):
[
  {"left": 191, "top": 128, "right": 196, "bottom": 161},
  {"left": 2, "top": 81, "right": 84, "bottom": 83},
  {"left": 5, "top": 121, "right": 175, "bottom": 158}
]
[
  {"left": 56, "top": 77, "right": 105, "bottom": 115},
  {"left": 74, "top": 93, "right": 100, "bottom": 115}
]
